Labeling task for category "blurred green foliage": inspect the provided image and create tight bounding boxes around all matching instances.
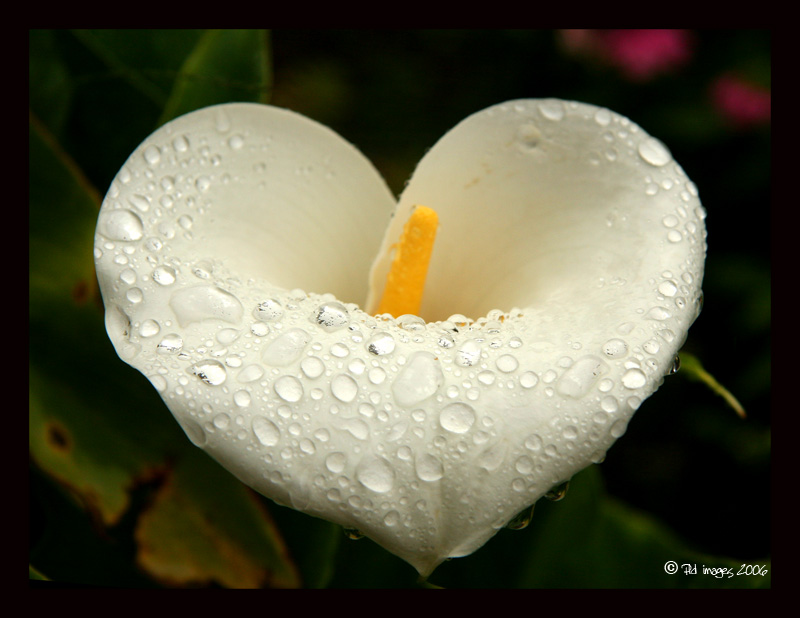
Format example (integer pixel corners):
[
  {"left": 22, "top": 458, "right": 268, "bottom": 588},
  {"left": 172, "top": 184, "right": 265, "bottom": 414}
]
[{"left": 29, "top": 29, "right": 770, "bottom": 588}]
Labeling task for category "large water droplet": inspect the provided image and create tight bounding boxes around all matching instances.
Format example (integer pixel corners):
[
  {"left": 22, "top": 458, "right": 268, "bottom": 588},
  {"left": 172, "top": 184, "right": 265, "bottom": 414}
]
[
  {"left": 506, "top": 504, "right": 535, "bottom": 530},
  {"left": 326, "top": 452, "right": 347, "bottom": 474},
  {"left": 415, "top": 453, "right": 444, "bottom": 482},
  {"left": 356, "top": 456, "right": 395, "bottom": 493},
  {"left": 545, "top": 480, "right": 570, "bottom": 501},
  {"left": 602, "top": 339, "right": 628, "bottom": 358},
  {"left": 621, "top": 368, "right": 647, "bottom": 389},
  {"left": 274, "top": 375, "right": 304, "bottom": 402},
  {"left": 263, "top": 329, "right": 310, "bottom": 366},
  {"left": 556, "top": 356, "right": 608, "bottom": 398},
  {"left": 366, "top": 332, "right": 395, "bottom": 355},
  {"left": 192, "top": 360, "right": 227, "bottom": 385},
  {"left": 539, "top": 100, "right": 565, "bottom": 121},
  {"left": 99, "top": 209, "right": 144, "bottom": 241},
  {"left": 314, "top": 302, "right": 350, "bottom": 331},
  {"left": 170, "top": 286, "right": 244, "bottom": 326},
  {"left": 152, "top": 266, "right": 176, "bottom": 286},
  {"left": 157, "top": 333, "right": 183, "bottom": 354},
  {"left": 439, "top": 402, "right": 476, "bottom": 434},
  {"left": 638, "top": 137, "right": 672, "bottom": 167},
  {"left": 255, "top": 299, "right": 283, "bottom": 321},
  {"left": 331, "top": 374, "right": 358, "bottom": 403},
  {"left": 392, "top": 352, "right": 443, "bottom": 406},
  {"left": 455, "top": 340, "right": 481, "bottom": 366},
  {"left": 252, "top": 416, "right": 280, "bottom": 446}
]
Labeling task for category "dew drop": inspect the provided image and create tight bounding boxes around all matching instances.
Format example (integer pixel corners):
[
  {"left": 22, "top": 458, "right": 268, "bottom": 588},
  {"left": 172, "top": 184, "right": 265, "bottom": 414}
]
[
  {"left": 383, "top": 510, "right": 400, "bottom": 527},
  {"left": 594, "top": 108, "right": 612, "bottom": 126},
  {"left": 496, "top": 354, "right": 519, "bottom": 373},
  {"left": 152, "top": 266, "right": 176, "bottom": 286},
  {"left": 252, "top": 416, "right": 280, "bottom": 446},
  {"left": 325, "top": 452, "right": 347, "bottom": 474},
  {"left": 455, "top": 340, "right": 481, "bottom": 366},
  {"left": 238, "top": 364, "right": 264, "bottom": 383},
  {"left": 539, "top": 100, "right": 565, "bottom": 121},
  {"left": 192, "top": 360, "right": 227, "bottom": 386},
  {"left": 314, "top": 302, "right": 350, "bottom": 331},
  {"left": 602, "top": 339, "right": 628, "bottom": 358},
  {"left": 415, "top": 453, "right": 444, "bottom": 482},
  {"left": 621, "top": 368, "right": 647, "bottom": 389},
  {"left": 392, "top": 352, "right": 442, "bottom": 406},
  {"left": 506, "top": 504, "right": 535, "bottom": 530},
  {"left": 545, "top": 480, "right": 570, "bottom": 501},
  {"left": 99, "top": 209, "right": 144, "bottom": 242},
  {"left": 366, "top": 332, "right": 395, "bottom": 355},
  {"left": 439, "top": 402, "right": 476, "bottom": 434},
  {"left": 255, "top": 299, "right": 283, "bottom": 321},
  {"left": 610, "top": 418, "right": 629, "bottom": 438},
  {"left": 138, "top": 319, "right": 160, "bottom": 338},
  {"left": 556, "top": 355, "right": 608, "bottom": 398},
  {"left": 520, "top": 371, "right": 539, "bottom": 388},
  {"left": 343, "top": 527, "right": 364, "bottom": 540},
  {"left": 157, "top": 333, "right": 183, "bottom": 354},
  {"left": 300, "top": 356, "right": 325, "bottom": 379},
  {"left": 143, "top": 145, "right": 161, "bottom": 165},
  {"left": 356, "top": 456, "right": 395, "bottom": 493},
  {"left": 524, "top": 433, "right": 543, "bottom": 451},
  {"left": 170, "top": 286, "right": 244, "bottom": 326},
  {"left": 638, "top": 137, "right": 672, "bottom": 167},
  {"left": 263, "top": 328, "right": 310, "bottom": 366},
  {"left": 274, "top": 375, "right": 303, "bottom": 402},
  {"left": 331, "top": 374, "right": 358, "bottom": 403},
  {"left": 233, "top": 390, "right": 251, "bottom": 407},
  {"left": 515, "top": 455, "right": 534, "bottom": 474}
]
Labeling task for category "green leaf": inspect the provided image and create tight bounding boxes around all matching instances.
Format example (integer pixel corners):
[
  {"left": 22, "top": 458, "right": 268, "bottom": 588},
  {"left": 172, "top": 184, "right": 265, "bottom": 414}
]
[
  {"left": 134, "top": 449, "right": 299, "bottom": 588},
  {"left": 160, "top": 29, "right": 271, "bottom": 125}
]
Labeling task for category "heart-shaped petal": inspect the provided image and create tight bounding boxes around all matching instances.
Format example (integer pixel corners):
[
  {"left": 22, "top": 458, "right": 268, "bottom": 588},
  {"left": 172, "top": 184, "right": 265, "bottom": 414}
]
[{"left": 94, "top": 100, "right": 705, "bottom": 577}]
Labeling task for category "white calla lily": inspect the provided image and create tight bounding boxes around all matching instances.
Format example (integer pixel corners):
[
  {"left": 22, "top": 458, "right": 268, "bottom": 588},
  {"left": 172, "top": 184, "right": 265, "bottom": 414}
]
[{"left": 94, "top": 100, "right": 705, "bottom": 577}]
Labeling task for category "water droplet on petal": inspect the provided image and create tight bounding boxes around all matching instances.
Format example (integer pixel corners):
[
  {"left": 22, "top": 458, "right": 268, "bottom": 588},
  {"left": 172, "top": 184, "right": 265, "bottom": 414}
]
[
  {"left": 331, "top": 374, "right": 358, "bottom": 403},
  {"left": 314, "top": 302, "right": 350, "bottom": 331},
  {"left": 366, "top": 332, "right": 395, "bottom": 355},
  {"left": 157, "top": 333, "right": 183, "bottom": 354},
  {"left": 170, "top": 286, "right": 244, "bottom": 326},
  {"left": 415, "top": 453, "right": 444, "bottom": 482},
  {"left": 621, "top": 368, "right": 647, "bottom": 389},
  {"left": 255, "top": 299, "right": 283, "bottom": 321},
  {"left": 638, "top": 137, "right": 672, "bottom": 167},
  {"left": 326, "top": 452, "right": 347, "bottom": 474},
  {"left": 556, "top": 356, "right": 608, "bottom": 398},
  {"left": 152, "top": 266, "right": 176, "bottom": 286},
  {"left": 356, "top": 456, "right": 395, "bottom": 493},
  {"left": 439, "top": 402, "right": 476, "bottom": 434},
  {"left": 263, "top": 329, "right": 310, "bottom": 366},
  {"left": 99, "top": 209, "right": 144, "bottom": 241},
  {"left": 506, "top": 504, "right": 535, "bottom": 530},
  {"left": 274, "top": 375, "right": 304, "bottom": 402},
  {"left": 192, "top": 360, "right": 227, "bottom": 385},
  {"left": 392, "top": 352, "right": 443, "bottom": 406},
  {"left": 252, "top": 416, "right": 280, "bottom": 446},
  {"left": 545, "top": 480, "right": 570, "bottom": 501}
]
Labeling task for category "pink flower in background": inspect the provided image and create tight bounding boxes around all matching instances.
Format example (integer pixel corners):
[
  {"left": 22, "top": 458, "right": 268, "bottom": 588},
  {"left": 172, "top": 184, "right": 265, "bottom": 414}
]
[
  {"left": 562, "top": 29, "right": 693, "bottom": 82},
  {"left": 711, "top": 74, "right": 771, "bottom": 128}
]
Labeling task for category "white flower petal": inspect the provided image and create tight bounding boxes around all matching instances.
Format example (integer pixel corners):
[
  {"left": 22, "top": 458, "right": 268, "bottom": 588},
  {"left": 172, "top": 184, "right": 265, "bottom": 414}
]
[{"left": 95, "top": 100, "right": 705, "bottom": 577}]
